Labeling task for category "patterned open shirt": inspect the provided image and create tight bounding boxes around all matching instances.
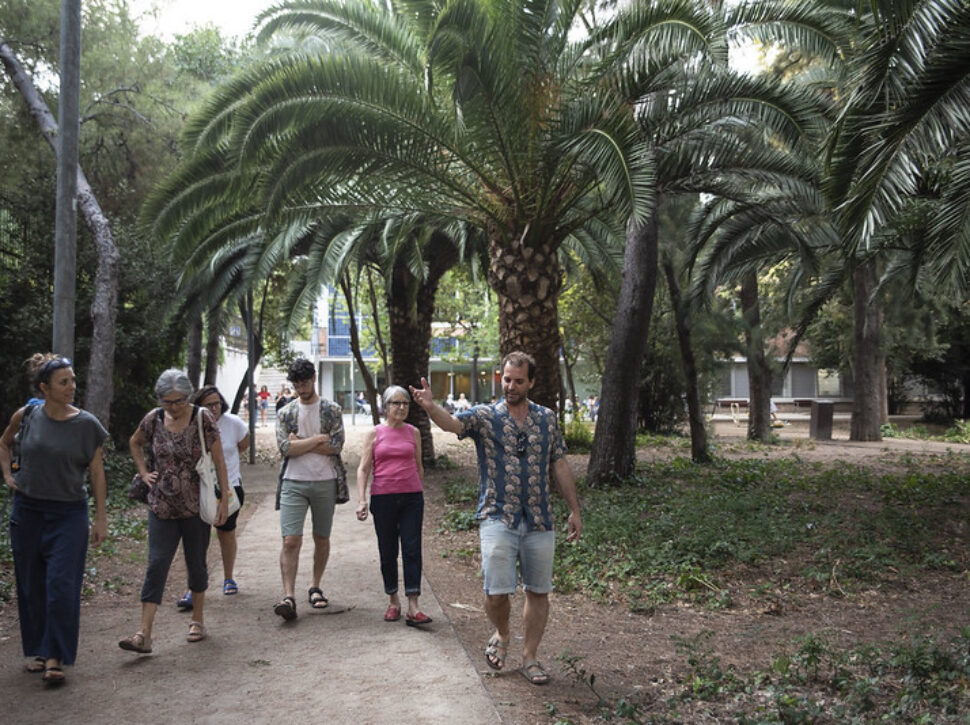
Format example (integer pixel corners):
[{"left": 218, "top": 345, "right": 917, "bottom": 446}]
[{"left": 457, "top": 399, "right": 566, "bottom": 531}]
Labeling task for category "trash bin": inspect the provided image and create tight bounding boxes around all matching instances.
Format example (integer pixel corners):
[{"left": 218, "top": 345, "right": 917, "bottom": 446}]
[{"left": 810, "top": 400, "right": 834, "bottom": 440}]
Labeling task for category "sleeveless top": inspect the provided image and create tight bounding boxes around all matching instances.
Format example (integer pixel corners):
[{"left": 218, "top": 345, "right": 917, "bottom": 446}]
[{"left": 371, "top": 423, "right": 423, "bottom": 495}]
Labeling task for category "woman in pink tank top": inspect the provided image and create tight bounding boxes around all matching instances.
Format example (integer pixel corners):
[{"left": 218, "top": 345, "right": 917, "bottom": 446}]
[{"left": 355, "top": 386, "right": 432, "bottom": 626}]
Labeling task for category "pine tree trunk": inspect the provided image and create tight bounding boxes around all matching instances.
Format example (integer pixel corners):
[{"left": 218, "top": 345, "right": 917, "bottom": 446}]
[
  {"left": 662, "top": 255, "right": 710, "bottom": 463},
  {"left": 340, "top": 275, "right": 381, "bottom": 425},
  {"left": 740, "top": 271, "right": 772, "bottom": 442},
  {"left": 204, "top": 307, "right": 220, "bottom": 385},
  {"left": 587, "top": 213, "right": 659, "bottom": 485},
  {"left": 231, "top": 298, "right": 263, "bottom": 414},
  {"left": 187, "top": 316, "right": 203, "bottom": 389},
  {"left": 850, "top": 259, "right": 883, "bottom": 441},
  {"left": 83, "top": 182, "right": 119, "bottom": 425},
  {"left": 365, "top": 267, "right": 391, "bottom": 385},
  {"left": 1, "top": 41, "right": 119, "bottom": 425}
]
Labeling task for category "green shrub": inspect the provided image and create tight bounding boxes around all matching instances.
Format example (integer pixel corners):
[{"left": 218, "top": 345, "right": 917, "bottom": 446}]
[
  {"left": 438, "top": 509, "right": 478, "bottom": 532},
  {"left": 563, "top": 419, "right": 593, "bottom": 452},
  {"left": 552, "top": 451, "right": 970, "bottom": 608}
]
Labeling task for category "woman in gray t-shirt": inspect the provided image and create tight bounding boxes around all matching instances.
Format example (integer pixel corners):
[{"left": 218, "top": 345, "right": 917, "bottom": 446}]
[{"left": 0, "top": 354, "right": 108, "bottom": 686}]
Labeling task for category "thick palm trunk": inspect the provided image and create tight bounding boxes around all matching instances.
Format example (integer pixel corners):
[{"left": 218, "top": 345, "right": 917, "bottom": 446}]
[
  {"left": 487, "top": 235, "right": 564, "bottom": 410},
  {"left": 740, "top": 271, "right": 772, "bottom": 442},
  {"left": 662, "top": 255, "right": 709, "bottom": 463},
  {"left": 2, "top": 41, "right": 119, "bottom": 425},
  {"left": 388, "top": 276, "right": 431, "bottom": 457},
  {"left": 392, "top": 233, "right": 458, "bottom": 466},
  {"left": 850, "top": 259, "right": 883, "bottom": 441},
  {"left": 587, "top": 213, "right": 659, "bottom": 485}
]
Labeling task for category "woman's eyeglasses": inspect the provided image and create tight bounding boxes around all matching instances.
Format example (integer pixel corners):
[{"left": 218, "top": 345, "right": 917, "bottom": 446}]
[
  {"left": 388, "top": 401, "right": 410, "bottom": 407},
  {"left": 158, "top": 396, "right": 188, "bottom": 407}
]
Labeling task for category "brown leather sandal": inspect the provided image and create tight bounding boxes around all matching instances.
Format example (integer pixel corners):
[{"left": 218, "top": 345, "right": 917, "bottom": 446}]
[{"left": 118, "top": 631, "right": 153, "bottom": 654}]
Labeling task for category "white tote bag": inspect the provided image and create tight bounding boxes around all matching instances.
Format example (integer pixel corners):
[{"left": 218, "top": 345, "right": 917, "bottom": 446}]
[{"left": 196, "top": 410, "right": 240, "bottom": 524}]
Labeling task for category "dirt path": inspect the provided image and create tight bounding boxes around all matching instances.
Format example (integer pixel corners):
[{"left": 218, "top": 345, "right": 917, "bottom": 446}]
[
  {"left": 0, "top": 422, "right": 498, "bottom": 724},
  {"left": 3, "top": 417, "right": 967, "bottom": 723}
]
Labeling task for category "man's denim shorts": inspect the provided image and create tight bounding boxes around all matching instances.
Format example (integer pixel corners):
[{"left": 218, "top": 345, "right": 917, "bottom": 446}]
[{"left": 479, "top": 517, "right": 555, "bottom": 594}]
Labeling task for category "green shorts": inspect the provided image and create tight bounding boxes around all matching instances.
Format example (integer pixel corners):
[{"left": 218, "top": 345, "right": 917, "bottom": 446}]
[{"left": 279, "top": 478, "right": 337, "bottom": 538}]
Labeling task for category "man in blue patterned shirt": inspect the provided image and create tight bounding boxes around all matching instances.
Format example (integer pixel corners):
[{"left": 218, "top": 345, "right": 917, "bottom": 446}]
[{"left": 411, "top": 351, "right": 582, "bottom": 685}]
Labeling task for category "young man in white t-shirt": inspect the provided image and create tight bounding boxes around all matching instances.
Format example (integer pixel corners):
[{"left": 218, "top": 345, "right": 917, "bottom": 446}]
[{"left": 272, "top": 359, "right": 347, "bottom": 620}]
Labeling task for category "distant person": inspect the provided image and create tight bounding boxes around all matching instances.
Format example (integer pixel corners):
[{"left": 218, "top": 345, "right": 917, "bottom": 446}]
[
  {"left": 770, "top": 398, "right": 784, "bottom": 427},
  {"left": 173, "top": 386, "right": 250, "bottom": 610},
  {"left": 411, "top": 351, "right": 582, "bottom": 685},
  {"left": 275, "top": 386, "right": 292, "bottom": 414},
  {"left": 119, "top": 370, "right": 231, "bottom": 654},
  {"left": 0, "top": 354, "right": 108, "bottom": 685},
  {"left": 355, "top": 386, "right": 431, "bottom": 626},
  {"left": 273, "top": 359, "right": 348, "bottom": 620},
  {"left": 455, "top": 392, "right": 471, "bottom": 411},
  {"left": 258, "top": 385, "right": 271, "bottom": 426}
]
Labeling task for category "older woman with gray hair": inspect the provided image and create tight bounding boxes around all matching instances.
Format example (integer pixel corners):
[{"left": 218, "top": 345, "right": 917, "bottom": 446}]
[
  {"left": 119, "top": 369, "right": 230, "bottom": 654},
  {"left": 355, "top": 385, "right": 431, "bottom": 626}
]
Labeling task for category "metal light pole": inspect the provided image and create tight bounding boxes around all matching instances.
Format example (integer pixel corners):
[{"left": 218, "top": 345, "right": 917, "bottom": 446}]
[{"left": 52, "top": 0, "right": 81, "bottom": 357}]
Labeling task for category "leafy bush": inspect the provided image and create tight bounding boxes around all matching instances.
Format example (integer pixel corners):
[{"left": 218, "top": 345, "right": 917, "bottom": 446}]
[
  {"left": 438, "top": 509, "right": 479, "bottom": 532},
  {"left": 552, "top": 453, "right": 970, "bottom": 609},
  {"left": 563, "top": 419, "right": 593, "bottom": 452},
  {"left": 941, "top": 419, "right": 970, "bottom": 443}
]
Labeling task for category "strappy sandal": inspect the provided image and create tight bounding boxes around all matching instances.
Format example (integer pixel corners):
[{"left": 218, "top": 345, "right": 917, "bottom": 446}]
[
  {"left": 118, "top": 631, "right": 152, "bottom": 654},
  {"left": 274, "top": 596, "right": 297, "bottom": 621},
  {"left": 521, "top": 660, "right": 551, "bottom": 685},
  {"left": 187, "top": 621, "right": 207, "bottom": 642},
  {"left": 42, "top": 664, "right": 65, "bottom": 686},
  {"left": 484, "top": 635, "right": 509, "bottom": 671},
  {"left": 308, "top": 587, "right": 329, "bottom": 609},
  {"left": 223, "top": 578, "right": 238, "bottom": 595},
  {"left": 25, "top": 656, "right": 46, "bottom": 673}
]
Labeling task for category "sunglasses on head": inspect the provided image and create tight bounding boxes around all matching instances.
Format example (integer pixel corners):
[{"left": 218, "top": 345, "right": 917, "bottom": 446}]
[{"left": 38, "top": 357, "right": 72, "bottom": 382}]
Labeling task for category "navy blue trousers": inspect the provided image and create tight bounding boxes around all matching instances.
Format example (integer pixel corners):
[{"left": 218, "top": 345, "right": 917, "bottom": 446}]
[
  {"left": 10, "top": 494, "right": 89, "bottom": 665},
  {"left": 370, "top": 492, "right": 424, "bottom": 596}
]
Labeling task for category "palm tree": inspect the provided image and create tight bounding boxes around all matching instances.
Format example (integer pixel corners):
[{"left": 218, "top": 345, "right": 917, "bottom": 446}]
[
  {"left": 273, "top": 212, "right": 480, "bottom": 463},
  {"left": 734, "top": 0, "right": 970, "bottom": 440},
  {"left": 234, "top": 0, "right": 654, "bottom": 408},
  {"left": 586, "top": 2, "right": 827, "bottom": 479}
]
